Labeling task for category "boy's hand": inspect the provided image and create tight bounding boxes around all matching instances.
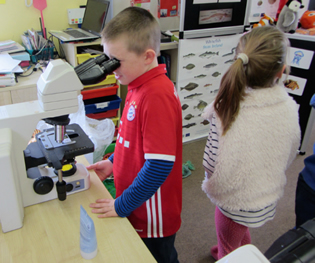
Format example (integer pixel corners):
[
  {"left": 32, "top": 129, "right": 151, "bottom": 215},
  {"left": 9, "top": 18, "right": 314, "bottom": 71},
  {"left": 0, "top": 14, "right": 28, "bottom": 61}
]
[
  {"left": 89, "top": 199, "right": 118, "bottom": 218},
  {"left": 86, "top": 159, "right": 113, "bottom": 181}
]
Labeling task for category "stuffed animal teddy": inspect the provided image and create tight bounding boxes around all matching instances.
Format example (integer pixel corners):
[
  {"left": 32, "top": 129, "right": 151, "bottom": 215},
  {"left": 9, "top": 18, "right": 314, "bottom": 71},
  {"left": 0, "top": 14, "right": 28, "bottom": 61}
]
[
  {"left": 300, "top": 10, "right": 315, "bottom": 29},
  {"left": 277, "top": 0, "right": 304, "bottom": 33},
  {"left": 253, "top": 14, "right": 275, "bottom": 28}
]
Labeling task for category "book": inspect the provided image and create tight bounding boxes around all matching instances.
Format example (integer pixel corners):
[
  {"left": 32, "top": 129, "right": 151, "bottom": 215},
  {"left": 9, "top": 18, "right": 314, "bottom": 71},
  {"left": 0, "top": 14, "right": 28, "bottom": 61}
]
[
  {"left": 0, "top": 73, "right": 16, "bottom": 87},
  {"left": 0, "top": 40, "right": 25, "bottom": 54},
  {"left": 10, "top": 51, "right": 31, "bottom": 68}
]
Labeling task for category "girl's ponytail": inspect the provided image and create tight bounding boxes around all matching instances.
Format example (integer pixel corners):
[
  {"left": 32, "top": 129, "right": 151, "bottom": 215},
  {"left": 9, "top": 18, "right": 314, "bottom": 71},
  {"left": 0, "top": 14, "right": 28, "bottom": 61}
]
[
  {"left": 214, "top": 26, "right": 288, "bottom": 136},
  {"left": 214, "top": 58, "right": 247, "bottom": 135}
]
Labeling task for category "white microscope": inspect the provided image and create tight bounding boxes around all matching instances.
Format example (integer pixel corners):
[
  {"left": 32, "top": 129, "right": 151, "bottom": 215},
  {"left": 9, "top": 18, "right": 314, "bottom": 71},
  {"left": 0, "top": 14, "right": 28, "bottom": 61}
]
[{"left": 0, "top": 55, "right": 120, "bottom": 233}]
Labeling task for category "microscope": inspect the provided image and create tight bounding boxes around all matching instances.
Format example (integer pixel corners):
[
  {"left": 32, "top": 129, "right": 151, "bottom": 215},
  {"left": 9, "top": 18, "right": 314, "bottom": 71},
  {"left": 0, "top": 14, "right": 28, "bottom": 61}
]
[{"left": 0, "top": 54, "right": 120, "bottom": 233}]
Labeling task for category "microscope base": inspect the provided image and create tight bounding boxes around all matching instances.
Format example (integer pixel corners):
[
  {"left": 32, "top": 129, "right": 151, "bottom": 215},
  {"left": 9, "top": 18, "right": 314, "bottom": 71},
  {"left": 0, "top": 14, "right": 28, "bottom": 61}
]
[{"left": 24, "top": 163, "right": 91, "bottom": 207}]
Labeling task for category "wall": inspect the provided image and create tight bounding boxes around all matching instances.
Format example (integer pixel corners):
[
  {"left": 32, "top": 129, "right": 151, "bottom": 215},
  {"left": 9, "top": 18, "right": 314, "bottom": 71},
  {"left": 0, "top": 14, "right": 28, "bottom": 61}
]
[
  {"left": 0, "top": 0, "right": 177, "bottom": 45},
  {"left": 0, "top": 0, "right": 130, "bottom": 44}
]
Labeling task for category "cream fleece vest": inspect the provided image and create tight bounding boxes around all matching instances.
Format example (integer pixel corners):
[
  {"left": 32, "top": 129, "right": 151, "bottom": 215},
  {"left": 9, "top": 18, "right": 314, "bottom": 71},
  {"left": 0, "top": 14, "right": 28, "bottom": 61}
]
[{"left": 202, "top": 85, "right": 301, "bottom": 211}]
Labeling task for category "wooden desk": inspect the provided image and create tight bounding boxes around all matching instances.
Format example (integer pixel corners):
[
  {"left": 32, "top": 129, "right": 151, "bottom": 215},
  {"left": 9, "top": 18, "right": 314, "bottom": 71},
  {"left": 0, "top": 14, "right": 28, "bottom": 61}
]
[{"left": 0, "top": 156, "right": 156, "bottom": 263}]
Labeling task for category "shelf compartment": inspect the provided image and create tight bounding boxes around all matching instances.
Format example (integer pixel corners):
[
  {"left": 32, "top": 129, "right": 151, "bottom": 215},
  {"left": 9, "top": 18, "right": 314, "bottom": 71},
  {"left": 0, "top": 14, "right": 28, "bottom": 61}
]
[
  {"left": 86, "top": 109, "right": 119, "bottom": 119},
  {"left": 81, "top": 84, "right": 119, "bottom": 100},
  {"left": 84, "top": 95, "right": 121, "bottom": 115},
  {"left": 77, "top": 53, "right": 100, "bottom": 65},
  {"left": 83, "top": 74, "right": 116, "bottom": 88}
]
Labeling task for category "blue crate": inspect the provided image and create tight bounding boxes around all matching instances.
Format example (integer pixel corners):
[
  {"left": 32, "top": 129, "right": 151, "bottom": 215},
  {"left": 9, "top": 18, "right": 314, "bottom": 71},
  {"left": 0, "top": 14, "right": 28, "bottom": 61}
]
[{"left": 84, "top": 95, "right": 122, "bottom": 114}]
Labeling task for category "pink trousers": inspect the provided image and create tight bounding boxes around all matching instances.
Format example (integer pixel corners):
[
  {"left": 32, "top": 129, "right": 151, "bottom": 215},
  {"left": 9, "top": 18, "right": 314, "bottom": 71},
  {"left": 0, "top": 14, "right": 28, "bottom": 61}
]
[{"left": 212, "top": 206, "right": 251, "bottom": 260}]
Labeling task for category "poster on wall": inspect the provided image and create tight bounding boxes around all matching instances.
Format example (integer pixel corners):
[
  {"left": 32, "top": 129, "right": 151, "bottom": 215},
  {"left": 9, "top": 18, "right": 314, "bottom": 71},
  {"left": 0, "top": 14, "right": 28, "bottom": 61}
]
[
  {"left": 248, "top": 0, "right": 280, "bottom": 23},
  {"left": 131, "top": 0, "right": 160, "bottom": 19},
  {"left": 199, "top": 9, "right": 233, "bottom": 24},
  {"left": 288, "top": 46, "right": 314, "bottom": 70},
  {"left": 160, "top": 0, "right": 178, "bottom": 17},
  {"left": 131, "top": 0, "right": 150, "bottom": 6},
  {"left": 177, "top": 33, "right": 242, "bottom": 142},
  {"left": 131, "top": 0, "right": 151, "bottom": 13},
  {"left": 282, "top": 74, "right": 307, "bottom": 97}
]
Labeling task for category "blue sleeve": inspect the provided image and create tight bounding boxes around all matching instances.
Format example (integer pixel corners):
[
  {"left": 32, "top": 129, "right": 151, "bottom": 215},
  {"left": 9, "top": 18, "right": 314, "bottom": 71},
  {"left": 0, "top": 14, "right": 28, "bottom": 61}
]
[
  {"left": 108, "top": 153, "right": 114, "bottom": 163},
  {"left": 114, "top": 159, "right": 174, "bottom": 217},
  {"left": 310, "top": 94, "right": 315, "bottom": 108}
]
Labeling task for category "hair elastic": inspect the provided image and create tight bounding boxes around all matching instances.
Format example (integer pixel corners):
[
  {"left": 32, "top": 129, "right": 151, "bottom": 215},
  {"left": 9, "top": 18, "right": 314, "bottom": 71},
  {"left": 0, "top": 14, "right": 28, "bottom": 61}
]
[{"left": 237, "top": 53, "right": 249, "bottom": 65}]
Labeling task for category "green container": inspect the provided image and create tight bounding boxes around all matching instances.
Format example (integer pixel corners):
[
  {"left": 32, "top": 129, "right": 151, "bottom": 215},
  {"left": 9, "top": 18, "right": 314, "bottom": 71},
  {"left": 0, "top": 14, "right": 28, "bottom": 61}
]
[
  {"left": 26, "top": 47, "right": 54, "bottom": 63},
  {"left": 104, "top": 142, "right": 116, "bottom": 156}
]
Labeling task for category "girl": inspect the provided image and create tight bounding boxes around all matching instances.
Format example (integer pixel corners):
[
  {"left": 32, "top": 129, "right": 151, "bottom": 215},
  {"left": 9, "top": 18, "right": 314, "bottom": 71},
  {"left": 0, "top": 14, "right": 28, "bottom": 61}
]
[{"left": 201, "top": 26, "right": 301, "bottom": 260}]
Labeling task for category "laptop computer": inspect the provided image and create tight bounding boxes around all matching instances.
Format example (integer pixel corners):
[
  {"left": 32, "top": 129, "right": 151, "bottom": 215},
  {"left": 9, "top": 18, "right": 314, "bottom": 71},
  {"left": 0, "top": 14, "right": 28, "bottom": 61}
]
[{"left": 49, "top": 0, "right": 110, "bottom": 43}]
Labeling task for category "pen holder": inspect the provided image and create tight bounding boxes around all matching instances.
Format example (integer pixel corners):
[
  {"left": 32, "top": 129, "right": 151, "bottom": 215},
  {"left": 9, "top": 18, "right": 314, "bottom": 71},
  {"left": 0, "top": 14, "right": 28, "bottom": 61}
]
[{"left": 26, "top": 47, "right": 54, "bottom": 63}]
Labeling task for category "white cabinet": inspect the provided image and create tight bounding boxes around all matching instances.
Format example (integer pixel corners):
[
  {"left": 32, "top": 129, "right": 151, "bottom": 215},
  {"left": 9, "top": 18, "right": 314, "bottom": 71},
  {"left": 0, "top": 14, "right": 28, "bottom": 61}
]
[
  {"left": 0, "top": 91, "right": 11, "bottom": 105},
  {"left": 0, "top": 71, "right": 41, "bottom": 106}
]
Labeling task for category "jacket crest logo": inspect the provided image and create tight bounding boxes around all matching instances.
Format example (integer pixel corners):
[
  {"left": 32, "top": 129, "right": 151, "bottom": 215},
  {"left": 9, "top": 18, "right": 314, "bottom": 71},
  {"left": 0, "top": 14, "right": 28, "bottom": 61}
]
[{"left": 127, "top": 104, "right": 136, "bottom": 121}]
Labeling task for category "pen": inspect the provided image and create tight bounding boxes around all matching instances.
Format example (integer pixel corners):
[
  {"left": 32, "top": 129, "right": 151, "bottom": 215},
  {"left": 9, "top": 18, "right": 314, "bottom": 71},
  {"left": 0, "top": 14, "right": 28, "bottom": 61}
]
[{"left": 24, "top": 65, "right": 32, "bottom": 72}]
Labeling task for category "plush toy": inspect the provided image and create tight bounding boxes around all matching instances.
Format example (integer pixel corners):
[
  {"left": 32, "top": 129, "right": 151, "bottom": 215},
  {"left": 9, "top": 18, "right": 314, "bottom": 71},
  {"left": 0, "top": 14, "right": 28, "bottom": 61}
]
[
  {"left": 275, "top": 0, "right": 289, "bottom": 22},
  {"left": 300, "top": 10, "right": 315, "bottom": 29},
  {"left": 277, "top": 0, "right": 304, "bottom": 33},
  {"left": 253, "top": 14, "right": 275, "bottom": 28}
]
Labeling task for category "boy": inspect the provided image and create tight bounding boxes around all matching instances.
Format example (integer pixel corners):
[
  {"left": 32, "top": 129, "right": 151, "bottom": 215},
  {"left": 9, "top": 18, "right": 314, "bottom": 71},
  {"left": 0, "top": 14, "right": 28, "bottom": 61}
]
[{"left": 87, "top": 7, "right": 182, "bottom": 263}]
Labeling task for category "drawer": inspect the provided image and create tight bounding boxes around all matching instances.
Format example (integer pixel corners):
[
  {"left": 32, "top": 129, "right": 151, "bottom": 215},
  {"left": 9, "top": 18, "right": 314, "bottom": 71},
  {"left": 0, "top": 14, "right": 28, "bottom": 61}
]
[
  {"left": 86, "top": 109, "right": 119, "bottom": 119},
  {"left": 81, "top": 84, "right": 119, "bottom": 100},
  {"left": 77, "top": 53, "right": 99, "bottom": 65},
  {"left": 83, "top": 74, "right": 116, "bottom": 88},
  {"left": 0, "top": 91, "right": 12, "bottom": 105},
  {"left": 11, "top": 87, "right": 37, "bottom": 104},
  {"left": 84, "top": 95, "right": 121, "bottom": 114}
]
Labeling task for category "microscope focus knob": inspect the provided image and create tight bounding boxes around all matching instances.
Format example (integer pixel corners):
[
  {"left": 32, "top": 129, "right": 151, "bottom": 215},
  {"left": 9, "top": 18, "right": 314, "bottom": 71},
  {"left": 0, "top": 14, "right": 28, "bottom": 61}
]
[{"left": 33, "top": 176, "right": 54, "bottom": 195}]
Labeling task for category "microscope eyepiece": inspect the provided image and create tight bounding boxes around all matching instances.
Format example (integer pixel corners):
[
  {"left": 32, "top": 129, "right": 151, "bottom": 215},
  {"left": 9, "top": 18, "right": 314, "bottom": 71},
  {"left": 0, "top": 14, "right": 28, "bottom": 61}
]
[
  {"left": 101, "top": 58, "right": 120, "bottom": 75},
  {"left": 74, "top": 55, "right": 120, "bottom": 85}
]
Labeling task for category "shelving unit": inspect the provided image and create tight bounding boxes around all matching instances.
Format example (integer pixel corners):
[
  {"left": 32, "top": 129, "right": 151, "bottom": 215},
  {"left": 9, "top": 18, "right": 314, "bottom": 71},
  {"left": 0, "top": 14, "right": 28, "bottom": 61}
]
[
  {"left": 61, "top": 39, "right": 103, "bottom": 67},
  {"left": 61, "top": 40, "right": 122, "bottom": 141}
]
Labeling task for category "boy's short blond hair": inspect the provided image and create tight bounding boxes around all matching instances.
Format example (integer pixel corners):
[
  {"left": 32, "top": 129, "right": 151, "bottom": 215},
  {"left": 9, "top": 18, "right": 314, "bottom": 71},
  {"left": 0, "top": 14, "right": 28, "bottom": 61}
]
[{"left": 101, "top": 7, "right": 161, "bottom": 55}]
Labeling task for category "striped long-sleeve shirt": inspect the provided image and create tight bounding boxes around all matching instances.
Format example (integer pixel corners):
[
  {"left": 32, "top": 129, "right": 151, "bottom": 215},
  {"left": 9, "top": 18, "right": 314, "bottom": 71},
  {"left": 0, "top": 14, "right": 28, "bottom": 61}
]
[
  {"left": 109, "top": 154, "right": 174, "bottom": 217},
  {"left": 202, "top": 111, "right": 276, "bottom": 228}
]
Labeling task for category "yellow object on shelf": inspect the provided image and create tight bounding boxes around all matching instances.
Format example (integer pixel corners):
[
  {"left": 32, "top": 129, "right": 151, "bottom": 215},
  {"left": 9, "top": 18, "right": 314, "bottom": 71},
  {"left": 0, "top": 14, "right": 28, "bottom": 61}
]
[
  {"left": 83, "top": 74, "right": 116, "bottom": 88},
  {"left": 111, "top": 117, "right": 119, "bottom": 126},
  {"left": 76, "top": 53, "right": 99, "bottom": 64}
]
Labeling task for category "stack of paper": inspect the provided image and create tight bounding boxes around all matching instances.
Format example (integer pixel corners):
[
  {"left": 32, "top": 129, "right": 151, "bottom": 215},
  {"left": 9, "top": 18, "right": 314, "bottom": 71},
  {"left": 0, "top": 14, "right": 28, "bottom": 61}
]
[
  {"left": 21, "top": 29, "right": 49, "bottom": 51},
  {"left": 0, "top": 53, "right": 23, "bottom": 87},
  {"left": 0, "top": 40, "right": 25, "bottom": 54},
  {"left": 0, "top": 73, "right": 16, "bottom": 87},
  {"left": 10, "top": 51, "right": 31, "bottom": 67}
]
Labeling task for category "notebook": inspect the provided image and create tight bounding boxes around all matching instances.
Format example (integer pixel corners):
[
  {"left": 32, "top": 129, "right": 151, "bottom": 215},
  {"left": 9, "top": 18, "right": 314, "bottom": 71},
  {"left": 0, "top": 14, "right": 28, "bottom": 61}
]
[{"left": 49, "top": 0, "right": 110, "bottom": 43}]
